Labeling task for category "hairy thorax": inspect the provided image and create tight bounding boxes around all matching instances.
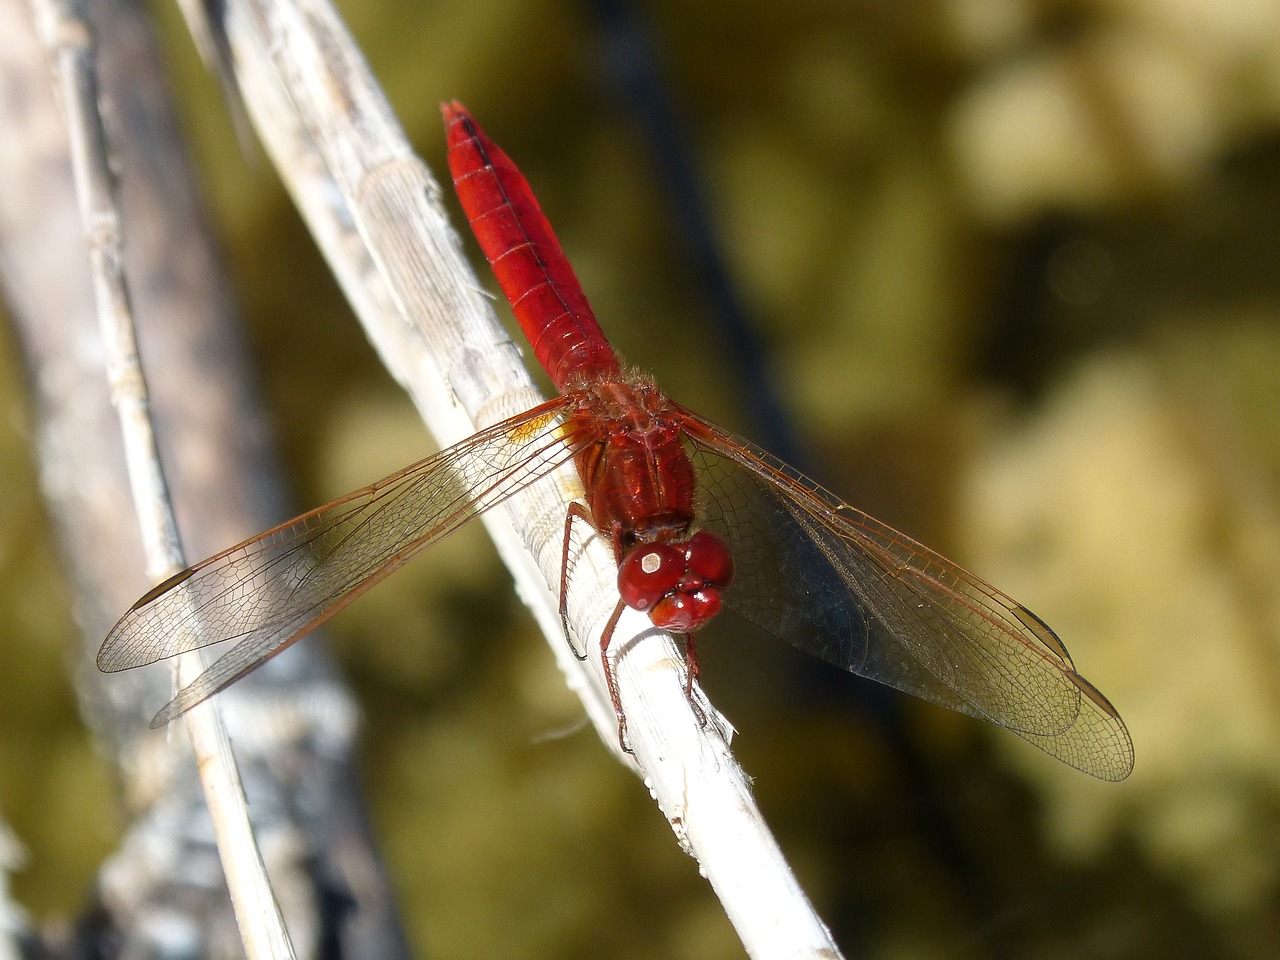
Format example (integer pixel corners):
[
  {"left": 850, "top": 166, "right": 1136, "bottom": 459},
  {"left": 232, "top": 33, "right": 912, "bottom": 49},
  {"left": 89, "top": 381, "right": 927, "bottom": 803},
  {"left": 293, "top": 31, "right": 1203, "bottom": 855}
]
[{"left": 568, "top": 376, "right": 698, "bottom": 552}]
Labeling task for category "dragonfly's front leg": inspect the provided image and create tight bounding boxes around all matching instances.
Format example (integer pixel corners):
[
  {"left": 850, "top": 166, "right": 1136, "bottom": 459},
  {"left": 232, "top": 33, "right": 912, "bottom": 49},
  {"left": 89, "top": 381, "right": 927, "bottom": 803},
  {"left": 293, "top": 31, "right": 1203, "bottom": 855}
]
[
  {"left": 558, "top": 501, "right": 598, "bottom": 662},
  {"left": 596, "top": 611, "right": 708, "bottom": 755},
  {"left": 598, "top": 597, "right": 632, "bottom": 753}
]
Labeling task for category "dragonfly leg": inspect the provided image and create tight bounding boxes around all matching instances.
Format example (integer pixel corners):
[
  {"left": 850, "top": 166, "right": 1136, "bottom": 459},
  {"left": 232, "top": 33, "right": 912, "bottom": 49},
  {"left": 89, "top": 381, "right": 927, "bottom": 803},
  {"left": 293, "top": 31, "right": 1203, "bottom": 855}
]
[
  {"left": 599, "top": 597, "right": 632, "bottom": 754},
  {"left": 597, "top": 610, "right": 706, "bottom": 753},
  {"left": 559, "top": 502, "right": 597, "bottom": 661},
  {"left": 682, "top": 632, "right": 706, "bottom": 727}
]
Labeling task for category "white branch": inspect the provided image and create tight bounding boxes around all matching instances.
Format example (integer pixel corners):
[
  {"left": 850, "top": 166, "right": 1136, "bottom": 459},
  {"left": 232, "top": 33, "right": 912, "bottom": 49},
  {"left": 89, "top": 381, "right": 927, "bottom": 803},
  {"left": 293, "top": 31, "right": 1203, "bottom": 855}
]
[
  {"left": 174, "top": 0, "right": 844, "bottom": 954},
  {"left": 0, "top": 821, "right": 27, "bottom": 960},
  {"left": 30, "top": 2, "right": 294, "bottom": 958}
]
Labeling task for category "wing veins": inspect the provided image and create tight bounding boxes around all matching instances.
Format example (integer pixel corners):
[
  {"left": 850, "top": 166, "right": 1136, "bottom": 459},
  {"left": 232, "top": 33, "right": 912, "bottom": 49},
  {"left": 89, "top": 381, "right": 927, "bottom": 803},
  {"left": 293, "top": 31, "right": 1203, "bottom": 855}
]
[
  {"left": 144, "top": 405, "right": 592, "bottom": 724},
  {"left": 99, "top": 400, "right": 577, "bottom": 673},
  {"left": 675, "top": 404, "right": 1132, "bottom": 777}
]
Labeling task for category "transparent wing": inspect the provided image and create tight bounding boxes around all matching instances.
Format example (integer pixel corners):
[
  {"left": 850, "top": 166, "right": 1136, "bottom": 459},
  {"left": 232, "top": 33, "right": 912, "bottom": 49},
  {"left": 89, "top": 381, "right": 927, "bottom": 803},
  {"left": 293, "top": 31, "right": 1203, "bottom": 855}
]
[
  {"left": 99, "top": 398, "right": 582, "bottom": 726},
  {"left": 676, "top": 405, "right": 1133, "bottom": 781}
]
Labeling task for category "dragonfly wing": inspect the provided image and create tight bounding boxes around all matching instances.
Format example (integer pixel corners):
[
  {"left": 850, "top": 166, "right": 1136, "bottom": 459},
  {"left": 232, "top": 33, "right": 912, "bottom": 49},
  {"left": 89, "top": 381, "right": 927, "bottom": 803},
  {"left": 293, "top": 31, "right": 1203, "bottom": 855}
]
[
  {"left": 677, "top": 406, "right": 1133, "bottom": 780},
  {"left": 99, "top": 398, "right": 581, "bottom": 723}
]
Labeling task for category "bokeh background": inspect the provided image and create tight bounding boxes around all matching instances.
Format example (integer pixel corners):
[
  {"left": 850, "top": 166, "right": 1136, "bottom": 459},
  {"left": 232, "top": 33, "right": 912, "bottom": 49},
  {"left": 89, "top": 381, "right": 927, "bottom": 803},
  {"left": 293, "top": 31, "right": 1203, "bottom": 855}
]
[{"left": 3, "top": 0, "right": 1280, "bottom": 957}]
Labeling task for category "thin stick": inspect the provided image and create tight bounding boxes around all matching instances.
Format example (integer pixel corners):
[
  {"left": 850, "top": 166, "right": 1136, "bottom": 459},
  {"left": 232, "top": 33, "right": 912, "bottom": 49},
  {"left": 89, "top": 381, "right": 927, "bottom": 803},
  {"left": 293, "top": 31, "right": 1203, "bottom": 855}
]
[
  {"left": 31, "top": 2, "right": 294, "bottom": 958},
  {"left": 173, "top": 0, "right": 843, "bottom": 954},
  {"left": 0, "top": 821, "right": 26, "bottom": 960}
]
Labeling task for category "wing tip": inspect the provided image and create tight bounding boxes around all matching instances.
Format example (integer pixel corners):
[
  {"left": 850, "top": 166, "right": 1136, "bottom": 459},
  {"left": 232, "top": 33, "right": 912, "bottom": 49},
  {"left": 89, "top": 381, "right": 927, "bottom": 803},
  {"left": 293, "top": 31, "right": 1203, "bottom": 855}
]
[{"left": 148, "top": 695, "right": 189, "bottom": 729}]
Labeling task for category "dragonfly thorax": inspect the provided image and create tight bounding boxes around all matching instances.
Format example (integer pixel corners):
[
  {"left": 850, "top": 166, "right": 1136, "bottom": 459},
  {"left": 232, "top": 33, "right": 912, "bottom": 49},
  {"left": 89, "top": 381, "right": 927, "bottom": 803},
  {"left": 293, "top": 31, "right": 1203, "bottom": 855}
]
[{"left": 571, "top": 378, "right": 700, "bottom": 547}]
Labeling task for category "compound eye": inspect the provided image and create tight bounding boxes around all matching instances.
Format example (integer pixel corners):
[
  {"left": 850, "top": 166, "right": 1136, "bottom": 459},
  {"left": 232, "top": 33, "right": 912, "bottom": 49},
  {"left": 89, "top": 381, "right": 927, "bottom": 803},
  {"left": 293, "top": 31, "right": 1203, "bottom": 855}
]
[
  {"left": 617, "top": 544, "right": 684, "bottom": 612},
  {"left": 650, "top": 588, "right": 723, "bottom": 633},
  {"left": 685, "top": 530, "right": 734, "bottom": 587}
]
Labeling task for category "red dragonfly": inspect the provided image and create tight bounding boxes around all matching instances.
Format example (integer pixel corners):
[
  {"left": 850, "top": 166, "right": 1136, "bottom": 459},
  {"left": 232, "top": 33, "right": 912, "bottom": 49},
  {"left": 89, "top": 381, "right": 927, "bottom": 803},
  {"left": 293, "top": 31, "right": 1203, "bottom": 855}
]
[{"left": 99, "top": 102, "right": 1133, "bottom": 780}]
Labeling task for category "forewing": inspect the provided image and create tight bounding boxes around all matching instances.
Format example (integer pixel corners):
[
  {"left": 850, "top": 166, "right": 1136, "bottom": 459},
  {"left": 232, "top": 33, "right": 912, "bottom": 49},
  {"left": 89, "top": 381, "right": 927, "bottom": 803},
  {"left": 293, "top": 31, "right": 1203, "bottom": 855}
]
[
  {"left": 676, "top": 406, "right": 1133, "bottom": 780},
  {"left": 99, "top": 398, "right": 581, "bottom": 724}
]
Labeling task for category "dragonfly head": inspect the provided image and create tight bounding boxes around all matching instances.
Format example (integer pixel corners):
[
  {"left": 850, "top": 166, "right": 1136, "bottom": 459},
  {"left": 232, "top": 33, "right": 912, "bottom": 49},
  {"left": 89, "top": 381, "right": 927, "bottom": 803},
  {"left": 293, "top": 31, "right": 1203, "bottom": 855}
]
[{"left": 617, "top": 530, "right": 734, "bottom": 633}]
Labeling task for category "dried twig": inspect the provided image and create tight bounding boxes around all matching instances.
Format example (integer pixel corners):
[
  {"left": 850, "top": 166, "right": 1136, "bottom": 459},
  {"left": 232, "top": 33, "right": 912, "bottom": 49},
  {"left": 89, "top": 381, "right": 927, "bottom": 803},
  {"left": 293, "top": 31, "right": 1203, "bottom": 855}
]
[
  {"left": 0, "top": 821, "right": 29, "bottom": 960},
  {"left": 0, "top": 0, "right": 411, "bottom": 950},
  {"left": 29, "top": 0, "right": 295, "bottom": 956}
]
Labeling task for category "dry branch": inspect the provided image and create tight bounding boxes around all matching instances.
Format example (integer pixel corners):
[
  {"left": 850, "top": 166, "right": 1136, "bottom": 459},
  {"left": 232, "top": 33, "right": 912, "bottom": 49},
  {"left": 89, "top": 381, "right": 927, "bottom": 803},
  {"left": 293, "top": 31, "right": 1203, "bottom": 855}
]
[{"left": 0, "top": 0, "right": 409, "bottom": 956}]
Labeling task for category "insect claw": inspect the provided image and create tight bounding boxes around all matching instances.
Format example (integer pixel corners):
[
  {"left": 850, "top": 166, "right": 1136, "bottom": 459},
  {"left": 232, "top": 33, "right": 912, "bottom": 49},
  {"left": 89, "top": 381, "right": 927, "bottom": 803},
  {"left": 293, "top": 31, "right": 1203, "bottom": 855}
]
[{"left": 616, "top": 718, "right": 634, "bottom": 756}]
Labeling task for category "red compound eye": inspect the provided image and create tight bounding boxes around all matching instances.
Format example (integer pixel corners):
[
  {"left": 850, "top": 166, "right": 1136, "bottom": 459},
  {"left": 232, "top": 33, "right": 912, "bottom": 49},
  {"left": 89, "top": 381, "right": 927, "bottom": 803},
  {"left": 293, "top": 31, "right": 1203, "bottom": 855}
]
[
  {"left": 617, "top": 544, "right": 684, "bottom": 612},
  {"left": 684, "top": 530, "right": 733, "bottom": 587},
  {"left": 650, "top": 589, "right": 722, "bottom": 633},
  {"left": 618, "top": 532, "right": 733, "bottom": 632}
]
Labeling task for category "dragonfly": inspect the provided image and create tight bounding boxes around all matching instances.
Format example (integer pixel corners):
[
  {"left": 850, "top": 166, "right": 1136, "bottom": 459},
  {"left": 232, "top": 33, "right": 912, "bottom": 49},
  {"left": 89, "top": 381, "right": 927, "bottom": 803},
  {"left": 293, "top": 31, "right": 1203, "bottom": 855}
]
[{"left": 99, "top": 101, "right": 1134, "bottom": 781}]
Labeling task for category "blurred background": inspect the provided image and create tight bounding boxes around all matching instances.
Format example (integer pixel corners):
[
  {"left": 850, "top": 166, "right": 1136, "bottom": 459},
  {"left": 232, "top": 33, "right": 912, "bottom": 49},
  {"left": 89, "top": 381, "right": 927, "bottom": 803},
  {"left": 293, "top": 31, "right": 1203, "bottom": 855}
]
[{"left": 3, "top": 0, "right": 1280, "bottom": 957}]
